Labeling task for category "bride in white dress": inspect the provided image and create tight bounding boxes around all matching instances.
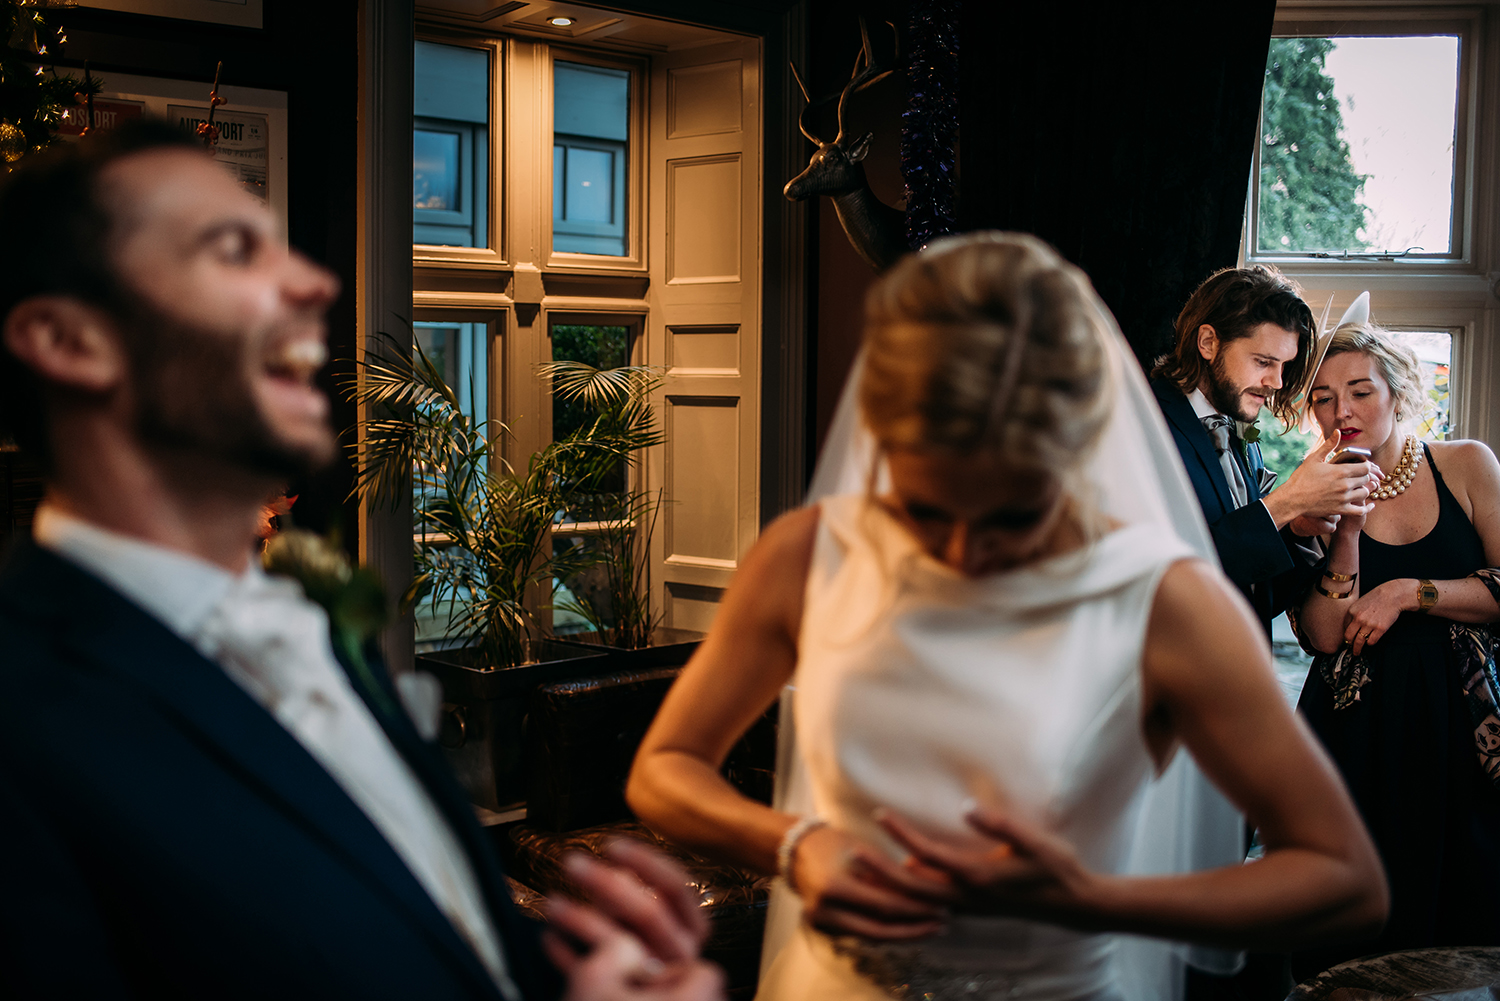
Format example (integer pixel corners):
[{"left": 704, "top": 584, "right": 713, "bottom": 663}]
[{"left": 626, "top": 233, "right": 1386, "bottom": 1001}]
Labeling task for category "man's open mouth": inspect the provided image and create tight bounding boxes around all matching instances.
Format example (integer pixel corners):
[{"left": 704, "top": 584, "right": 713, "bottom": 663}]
[{"left": 264, "top": 339, "right": 327, "bottom": 385}]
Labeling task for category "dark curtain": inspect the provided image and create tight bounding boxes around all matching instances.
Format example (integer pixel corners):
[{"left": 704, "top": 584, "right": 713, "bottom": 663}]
[{"left": 958, "top": 2, "right": 1277, "bottom": 369}]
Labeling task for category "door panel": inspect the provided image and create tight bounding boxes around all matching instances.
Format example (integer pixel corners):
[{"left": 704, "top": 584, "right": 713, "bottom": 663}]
[
  {"left": 666, "top": 155, "right": 742, "bottom": 282},
  {"left": 667, "top": 60, "right": 743, "bottom": 138},
  {"left": 664, "top": 395, "right": 741, "bottom": 565},
  {"left": 647, "top": 37, "right": 761, "bottom": 631}
]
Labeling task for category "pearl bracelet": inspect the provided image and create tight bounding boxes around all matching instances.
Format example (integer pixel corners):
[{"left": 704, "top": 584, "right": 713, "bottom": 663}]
[{"left": 776, "top": 816, "right": 827, "bottom": 893}]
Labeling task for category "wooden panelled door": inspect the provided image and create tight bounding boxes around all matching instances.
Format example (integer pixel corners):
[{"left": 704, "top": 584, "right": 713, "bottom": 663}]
[{"left": 645, "top": 38, "right": 762, "bottom": 632}]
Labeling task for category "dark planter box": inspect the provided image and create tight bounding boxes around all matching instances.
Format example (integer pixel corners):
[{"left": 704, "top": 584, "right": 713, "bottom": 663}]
[
  {"left": 524, "top": 658, "right": 776, "bottom": 832},
  {"left": 521, "top": 629, "right": 703, "bottom": 829},
  {"left": 551, "top": 625, "right": 705, "bottom": 672},
  {"left": 418, "top": 640, "right": 609, "bottom": 812},
  {"left": 525, "top": 667, "right": 683, "bottom": 831}
]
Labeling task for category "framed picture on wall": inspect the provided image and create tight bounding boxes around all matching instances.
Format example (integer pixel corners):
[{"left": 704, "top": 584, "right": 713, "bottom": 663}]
[{"left": 58, "top": 72, "right": 288, "bottom": 234}]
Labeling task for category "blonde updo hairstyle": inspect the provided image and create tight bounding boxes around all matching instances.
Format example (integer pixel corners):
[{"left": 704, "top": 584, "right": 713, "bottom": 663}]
[
  {"left": 1317, "top": 323, "right": 1426, "bottom": 427},
  {"left": 859, "top": 232, "right": 1114, "bottom": 481}
]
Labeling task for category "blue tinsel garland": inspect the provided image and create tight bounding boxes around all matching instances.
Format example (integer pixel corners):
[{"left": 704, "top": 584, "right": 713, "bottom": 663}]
[{"left": 901, "top": 0, "right": 960, "bottom": 250}]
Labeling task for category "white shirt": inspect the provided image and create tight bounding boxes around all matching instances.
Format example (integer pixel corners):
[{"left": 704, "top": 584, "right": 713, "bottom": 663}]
[
  {"left": 33, "top": 506, "right": 518, "bottom": 999},
  {"left": 1184, "top": 387, "right": 1221, "bottom": 423}
]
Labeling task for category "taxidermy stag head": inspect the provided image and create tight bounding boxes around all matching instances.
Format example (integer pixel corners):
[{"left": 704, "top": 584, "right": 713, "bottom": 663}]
[{"left": 785, "top": 21, "right": 906, "bottom": 271}]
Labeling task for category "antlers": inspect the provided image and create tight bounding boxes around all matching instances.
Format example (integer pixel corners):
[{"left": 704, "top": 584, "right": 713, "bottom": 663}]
[{"left": 792, "top": 17, "right": 898, "bottom": 147}]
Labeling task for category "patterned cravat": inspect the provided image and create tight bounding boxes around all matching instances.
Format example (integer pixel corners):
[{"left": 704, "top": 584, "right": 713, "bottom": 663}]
[{"left": 1200, "top": 414, "right": 1251, "bottom": 509}]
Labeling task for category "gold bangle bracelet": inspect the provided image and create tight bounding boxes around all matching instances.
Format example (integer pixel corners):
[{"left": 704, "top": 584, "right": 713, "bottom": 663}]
[
  {"left": 1315, "top": 582, "right": 1355, "bottom": 599},
  {"left": 1324, "top": 569, "right": 1356, "bottom": 583}
]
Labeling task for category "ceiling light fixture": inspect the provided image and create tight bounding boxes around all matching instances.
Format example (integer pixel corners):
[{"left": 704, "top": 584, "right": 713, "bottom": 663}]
[{"left": 550, "top": 16, "right": 575, "bottom": 26}]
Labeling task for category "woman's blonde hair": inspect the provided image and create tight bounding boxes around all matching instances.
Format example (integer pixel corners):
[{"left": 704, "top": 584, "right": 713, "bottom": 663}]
[
  {"left": 859, "top": 232, "right": 1113, "bottom": 474},
  {"left": 1317, "top": 323, "right": 1427, "bottom": 425}
]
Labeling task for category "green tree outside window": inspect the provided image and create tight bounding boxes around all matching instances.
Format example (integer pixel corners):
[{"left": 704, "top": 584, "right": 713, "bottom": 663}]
[{"left": 1258, "top": 38, "right": 1370, "bottom": 253}]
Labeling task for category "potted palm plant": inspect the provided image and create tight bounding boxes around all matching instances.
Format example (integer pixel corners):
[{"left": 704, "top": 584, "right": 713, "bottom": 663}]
[
  {"left": 346, "top": 337, "right": 661, "bottom": 809},
  {"left": 540, "top": 359, "right": 704, "bottom": 670}
]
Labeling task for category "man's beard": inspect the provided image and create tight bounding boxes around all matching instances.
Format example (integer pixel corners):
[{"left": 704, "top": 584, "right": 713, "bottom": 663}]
[
  {"left": 118, "top": 298, "right": 335, "bottom": 480},
  {"left": 1204, "top": 354, "right": 1260, "bottom": 423}
]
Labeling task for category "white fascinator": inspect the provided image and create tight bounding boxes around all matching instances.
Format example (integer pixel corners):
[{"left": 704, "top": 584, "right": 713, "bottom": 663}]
[{"left": 1299, "top": 291, "right": 1371, "bottom": 433}]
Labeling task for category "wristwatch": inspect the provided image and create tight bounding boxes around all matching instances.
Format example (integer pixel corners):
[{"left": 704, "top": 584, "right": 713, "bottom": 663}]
[{"left": 1417, "top": 579, "right": 1439, "bottom": 613}]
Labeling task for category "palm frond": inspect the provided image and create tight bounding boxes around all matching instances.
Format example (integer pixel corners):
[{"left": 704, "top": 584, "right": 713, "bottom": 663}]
[{"left": 537, "top": 360, "right": 664, "bottom": 409}]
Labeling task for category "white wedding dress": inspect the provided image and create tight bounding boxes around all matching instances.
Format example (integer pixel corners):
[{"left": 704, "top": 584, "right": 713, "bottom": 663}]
[
  {"left": 755, "top": 495, "right": 1194, "bottom": 1001},
  {"left": 756, "top": 266, "right": 1244, "bottom": 1001}
]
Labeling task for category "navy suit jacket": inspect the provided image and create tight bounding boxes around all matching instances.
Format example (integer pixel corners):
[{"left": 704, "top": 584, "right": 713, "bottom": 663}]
[
  {"left": 0, "top": 540, "right": 561, "bottom": 1001},
  {"left": 1151, "top": 377, "right": 1321, "bottom": 634}
]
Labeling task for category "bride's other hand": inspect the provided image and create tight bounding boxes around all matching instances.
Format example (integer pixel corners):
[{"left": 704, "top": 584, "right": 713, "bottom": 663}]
[
  {"left": 875, "top": 808, "right": 1096, "bottom": 923},
  {"left": 792, "top": 824, "right": 954, "bottom": 941}
]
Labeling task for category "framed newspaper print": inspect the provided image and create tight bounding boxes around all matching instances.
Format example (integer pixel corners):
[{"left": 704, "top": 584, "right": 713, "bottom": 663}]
[{"left": 59, "top": 71, "right": 288, "bottom": 235}]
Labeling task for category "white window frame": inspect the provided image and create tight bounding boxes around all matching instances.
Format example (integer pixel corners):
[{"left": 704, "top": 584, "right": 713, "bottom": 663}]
[{"left": 1245, "top": 2, "right": 1500, "bottom": 446}]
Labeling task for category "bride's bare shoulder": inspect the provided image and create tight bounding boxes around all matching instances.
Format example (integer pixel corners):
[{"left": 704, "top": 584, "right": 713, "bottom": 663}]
[
  {"left": 754, "top": 504, "right": 822, "bottom": 563},
  {"left": 727, "top": 505, "right": 822, "bottom": 598},
  {"left": 1144, "top": 557, "right": 1278, "bottom": 712},
  {"left": 1148, "top": 558, "right": 1262, "bottom": 649},
  {"left": 709, "top": 505, "right": 823, "bottom": 642}
]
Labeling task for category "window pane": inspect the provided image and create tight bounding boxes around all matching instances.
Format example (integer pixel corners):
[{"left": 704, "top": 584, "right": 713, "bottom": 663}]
[
  {"left": 1387, "top": 329, "right": 1452, "bottom": 440},
  {"left": 552, "top": 533, "right": 613, "bottom": 636},
  {"left": 553, "top": 61, "right": 629, "bottom": 256},
  {"left": 413, "top": 40, "right": 490, "bottom": 248},
  {"left": 1257, "top": 35, "right": 1459, "bottom": 255},
  {"left": 412, "top": 320, "right": 489, "bottom": 515},
  {"left": 411, "top": 321, "right": 490, "bottom": 652},
  {"left": 414, "top": 321, "right": 489, "bottom": 433},
  {"left": 414, "top": 129, "right": 459, "bottom": 210},
  {"left": 564, "top": 147, "right": 615, "bottom": 223},
  {"left": 549, "top": 322, "right": 638, "bottom": 641},
  {"left": 416, "top": 41, "right": 488, "bottom": 124},
  {"left": 1256, "top": 411, "right": 1320, "bottom": 488},
  {"left": 552, "top": 324, "right": 629, "bottom": 497},
  {"left": 555, "top": 62, "right": 628, "bottom": 141}
]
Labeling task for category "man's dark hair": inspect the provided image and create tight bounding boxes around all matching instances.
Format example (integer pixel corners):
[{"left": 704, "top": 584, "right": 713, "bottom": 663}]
[
  {"left": 0, "top": 118, "right": 200, "bottom": 463},
  {"left": 1152, "top": 265, "right": 1315, "bottom": 427}
]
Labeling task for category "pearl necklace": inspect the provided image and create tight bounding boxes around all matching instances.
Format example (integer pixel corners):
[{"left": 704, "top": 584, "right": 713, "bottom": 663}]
[{"left": 1371, "top": 434, "right": 1421, "bottom": 500}]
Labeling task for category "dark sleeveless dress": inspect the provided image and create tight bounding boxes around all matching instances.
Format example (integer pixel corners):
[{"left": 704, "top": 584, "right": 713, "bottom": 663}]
[{"left": 1295, "top": 445, "right": 1500, "bottom": 978}]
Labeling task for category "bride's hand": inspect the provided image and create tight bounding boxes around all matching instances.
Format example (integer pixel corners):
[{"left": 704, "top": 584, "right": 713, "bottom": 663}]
[
  {"left": 876, "top": 807, "right": 1100, "bottom": 923},
  {"left": 791, "top": 825, "right": 955, "bottom": 940}
]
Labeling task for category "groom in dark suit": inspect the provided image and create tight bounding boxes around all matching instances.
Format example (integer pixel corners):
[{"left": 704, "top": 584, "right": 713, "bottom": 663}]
[
  {"left": 0, "top": 122, "right": 719, "bottom": 1001},
  {"left": 1152, "top": 268, "right": 1378, "bottom": 1001},
  {"left": 1150, "top": 266, "right": 1376, "bottom": 635}
]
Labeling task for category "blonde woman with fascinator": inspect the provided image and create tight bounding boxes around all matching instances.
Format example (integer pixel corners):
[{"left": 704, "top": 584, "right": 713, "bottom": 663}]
[
  {"left": 1292, "top": 295, "right": 1500, "bottom": 978},
  {"left": 628, "top": 234, "right": 1384, "bottom": 1001}
]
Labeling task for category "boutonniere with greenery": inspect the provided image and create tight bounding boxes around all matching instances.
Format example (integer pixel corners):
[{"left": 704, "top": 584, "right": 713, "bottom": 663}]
[
  {"left": 1239, "top": 419, "right": 1261, "bottom": 444},
  {"left": 262, "top": 529, "right": 396, "bottom": 715}
]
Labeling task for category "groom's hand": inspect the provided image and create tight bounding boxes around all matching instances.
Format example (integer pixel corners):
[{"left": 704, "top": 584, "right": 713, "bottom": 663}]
[
  {"left": 1289, "top": 514, "right": 1338, "bottom": 537},
  {"left": 543, "top": 895, "right": 725, "bottom": 1001},
  {"left": 1263, "top": 437, "right": 1380, "bottom": 529},
  {"left": 545, "top": 842, "right": 725, "bottom": 1001},
  {"left": 557, "top": 840, "right": 709, "bottom": 964}
]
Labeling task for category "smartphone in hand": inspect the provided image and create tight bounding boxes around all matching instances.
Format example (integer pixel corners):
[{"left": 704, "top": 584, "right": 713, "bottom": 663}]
[{"left": 1328, "top": 446, "right": 1373, "bottom": 464}]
